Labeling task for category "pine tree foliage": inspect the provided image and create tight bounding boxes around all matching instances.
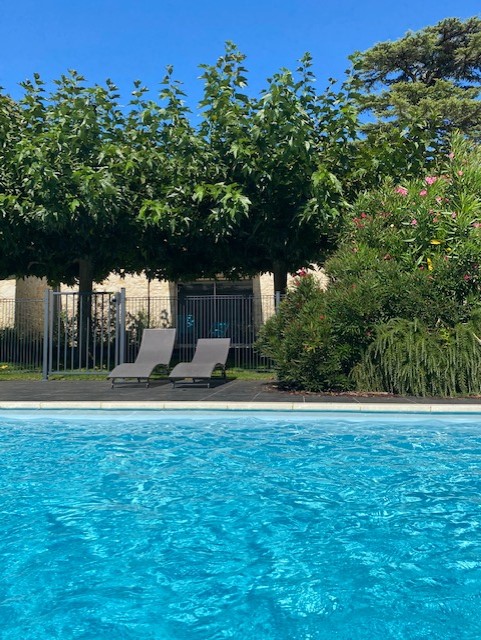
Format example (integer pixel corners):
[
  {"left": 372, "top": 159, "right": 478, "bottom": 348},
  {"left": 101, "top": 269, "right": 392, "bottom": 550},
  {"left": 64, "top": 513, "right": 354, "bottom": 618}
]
[{"left": 355, "top": 17, "right": 481, "bottom": 142}]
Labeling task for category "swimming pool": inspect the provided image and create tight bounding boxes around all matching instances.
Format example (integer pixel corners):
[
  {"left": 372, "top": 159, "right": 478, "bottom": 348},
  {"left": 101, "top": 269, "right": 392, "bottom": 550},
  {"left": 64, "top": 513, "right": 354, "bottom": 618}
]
[{"left": 1, "top": 410, "right": 480, "bottom": 639}]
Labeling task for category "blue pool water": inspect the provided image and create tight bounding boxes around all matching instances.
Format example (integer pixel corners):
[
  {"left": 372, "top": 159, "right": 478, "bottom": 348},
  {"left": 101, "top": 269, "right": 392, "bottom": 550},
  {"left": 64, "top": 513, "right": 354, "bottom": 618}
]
[{"left": 1, "top": 410, "right": 481, "bottom": 639}]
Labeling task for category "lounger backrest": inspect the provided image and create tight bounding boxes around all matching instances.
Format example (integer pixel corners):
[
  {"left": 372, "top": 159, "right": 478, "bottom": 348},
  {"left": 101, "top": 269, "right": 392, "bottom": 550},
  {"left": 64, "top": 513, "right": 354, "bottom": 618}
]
[
  {"left": 191, "top": 338, "right": 231, "bottom": 365},
  {"left": 136, "top": 328, "right": 176, "bottom": 362}
]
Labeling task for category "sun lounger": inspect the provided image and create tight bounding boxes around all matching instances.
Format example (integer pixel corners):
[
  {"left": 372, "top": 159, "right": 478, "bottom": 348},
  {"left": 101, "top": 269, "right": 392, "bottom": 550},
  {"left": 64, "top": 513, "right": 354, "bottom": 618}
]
[
  {"left": 169, "top": 338, "right": 231, "bottom": 388},
  {"left": 108, "top": 328, "right": 176, "bottom": 387}
]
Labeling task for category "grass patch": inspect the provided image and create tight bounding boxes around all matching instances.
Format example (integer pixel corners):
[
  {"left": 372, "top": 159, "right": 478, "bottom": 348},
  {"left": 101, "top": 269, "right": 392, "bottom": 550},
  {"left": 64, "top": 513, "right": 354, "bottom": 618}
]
[
  {"left": 0, "top": 366, "right": 274, "bottom": 382},
  {"left": 0, "top": 371, "right": 43, "bottom": 381},
  {"left": 227, "top": 368, "right": 275, "bottom": 381}
]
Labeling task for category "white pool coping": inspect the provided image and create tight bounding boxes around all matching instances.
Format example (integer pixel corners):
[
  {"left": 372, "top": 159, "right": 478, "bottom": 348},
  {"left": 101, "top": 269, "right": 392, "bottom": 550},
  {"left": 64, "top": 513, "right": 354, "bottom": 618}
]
[{"left": 1, "top": 400, "right": 481, "bottom": 414}]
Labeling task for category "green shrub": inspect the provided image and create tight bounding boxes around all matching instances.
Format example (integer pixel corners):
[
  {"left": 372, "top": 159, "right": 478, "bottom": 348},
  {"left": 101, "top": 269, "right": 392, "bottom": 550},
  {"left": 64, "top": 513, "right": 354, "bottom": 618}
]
[
  {"left": 326, "top": 244, "right": 478, "bottom": 328},
  {"left": 256, "top": 274, "right": 354, "bottom": 391},
  {"left": 257, "top": 136, "right": 481, "bottom": 395},
  {"left": 352, "top": 313, "right": 481, "bottom": 396}
]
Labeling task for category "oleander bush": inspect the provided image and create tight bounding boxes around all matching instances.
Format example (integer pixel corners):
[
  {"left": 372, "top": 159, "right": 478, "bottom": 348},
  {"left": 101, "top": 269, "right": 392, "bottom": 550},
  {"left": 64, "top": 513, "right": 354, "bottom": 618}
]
[
  {"left": 257, "top": 136, "right": 481, "bottom": 395},
  {"left": 256, "top": 273, "right": 353, "bottom": 391}
]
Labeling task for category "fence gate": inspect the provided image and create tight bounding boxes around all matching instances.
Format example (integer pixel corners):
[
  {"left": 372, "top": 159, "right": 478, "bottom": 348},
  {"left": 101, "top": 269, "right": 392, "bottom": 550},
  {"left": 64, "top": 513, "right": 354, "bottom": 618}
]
[{"left": 43, "top": 289, "right": 126, "bottom": 379}]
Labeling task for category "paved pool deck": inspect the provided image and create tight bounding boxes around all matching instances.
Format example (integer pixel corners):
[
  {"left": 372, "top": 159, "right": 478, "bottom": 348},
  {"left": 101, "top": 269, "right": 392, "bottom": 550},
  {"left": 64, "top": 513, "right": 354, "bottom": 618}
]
[{"left": 1, "top": 378, "right": 481, "bottom": 413}]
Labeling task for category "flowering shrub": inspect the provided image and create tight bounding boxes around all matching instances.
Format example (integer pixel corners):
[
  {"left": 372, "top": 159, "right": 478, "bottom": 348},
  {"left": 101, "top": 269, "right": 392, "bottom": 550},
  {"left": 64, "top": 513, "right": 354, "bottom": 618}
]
[
  {"left": 256, "top": 252, "right": 464, "bottom": 391},
  {"left": 346, "top": 135, "right": 481, "bottom": 307},
  {"left": 257, "top": 136, "right": 481, "bottom": 395}
]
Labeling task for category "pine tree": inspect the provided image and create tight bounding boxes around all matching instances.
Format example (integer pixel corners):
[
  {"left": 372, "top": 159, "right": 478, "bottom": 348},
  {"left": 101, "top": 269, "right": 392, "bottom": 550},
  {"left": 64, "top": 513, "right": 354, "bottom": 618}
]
[{"left": 355, "top": 17, "right": 481, "bottom": 142}]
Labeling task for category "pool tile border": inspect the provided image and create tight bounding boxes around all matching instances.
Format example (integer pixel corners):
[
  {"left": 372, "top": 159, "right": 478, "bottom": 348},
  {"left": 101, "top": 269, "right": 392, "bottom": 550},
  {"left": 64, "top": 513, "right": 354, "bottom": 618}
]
[{"left": 1, "top": 400, "right": 481, "bottom": 414}]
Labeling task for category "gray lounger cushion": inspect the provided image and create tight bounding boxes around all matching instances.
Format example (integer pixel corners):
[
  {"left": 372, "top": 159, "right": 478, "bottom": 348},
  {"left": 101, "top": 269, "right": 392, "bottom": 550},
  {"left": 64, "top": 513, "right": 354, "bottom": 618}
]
[
  {"left": 108, "top": 328, "right": 176, "bottom": 387},
  {"left": 169, "top": 338, "right": 230, "bottom": 387}
]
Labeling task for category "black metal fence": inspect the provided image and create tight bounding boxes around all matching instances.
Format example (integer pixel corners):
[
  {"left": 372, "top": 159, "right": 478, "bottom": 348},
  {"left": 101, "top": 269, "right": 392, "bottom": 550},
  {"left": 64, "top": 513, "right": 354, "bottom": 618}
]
[
  {"left": 0, "top": 297, "right": 44, "bottom": 374},
  {"left": 125, "top": 294, "right": 277, "bottom": 369},
  {"left": 46, "top": 290, "right": 123, "bottom": 377},
  {"left": 0, "top": 292, "right": 278, "bottom": 375}
]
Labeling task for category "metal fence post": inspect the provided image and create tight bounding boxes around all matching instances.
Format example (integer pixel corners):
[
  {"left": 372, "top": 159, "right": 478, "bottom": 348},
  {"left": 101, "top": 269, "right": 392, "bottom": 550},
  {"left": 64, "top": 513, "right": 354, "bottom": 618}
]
[
  {"left": 275, "top": 291, "right": 281, "bottom": 311},
  {"left": 42, "top": 289, "right": 51, "bottom": 380},
  {"left": 119, "top": 287, "right": 126, "bottom": 365}
]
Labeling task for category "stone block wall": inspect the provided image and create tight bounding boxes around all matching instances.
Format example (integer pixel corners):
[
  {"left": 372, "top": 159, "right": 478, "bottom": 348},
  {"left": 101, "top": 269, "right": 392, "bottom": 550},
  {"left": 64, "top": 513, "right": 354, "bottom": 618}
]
[{"left": 0, "top": 267, "right": 329, "bottom": 335}]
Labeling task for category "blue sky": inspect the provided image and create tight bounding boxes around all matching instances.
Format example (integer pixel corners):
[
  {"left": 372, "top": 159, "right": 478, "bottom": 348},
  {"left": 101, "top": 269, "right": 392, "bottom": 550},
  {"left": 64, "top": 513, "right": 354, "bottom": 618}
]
[{"left": 1, "top": 0, "right": 479, "bottom": 111}]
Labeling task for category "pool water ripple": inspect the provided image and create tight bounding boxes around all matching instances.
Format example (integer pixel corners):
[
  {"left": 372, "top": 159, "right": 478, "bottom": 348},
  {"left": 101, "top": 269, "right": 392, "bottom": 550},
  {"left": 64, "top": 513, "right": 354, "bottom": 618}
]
[{"left": 0, "top": 413, "right": 480, "bottom": 638}]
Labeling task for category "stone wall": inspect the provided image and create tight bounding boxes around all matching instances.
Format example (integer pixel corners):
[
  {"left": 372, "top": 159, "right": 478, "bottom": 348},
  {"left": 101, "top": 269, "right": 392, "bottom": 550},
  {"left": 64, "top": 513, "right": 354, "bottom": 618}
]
[
  {"left": 0, "top": 279, "right": 15, "bottom": 299},
  {"left": 0, "top": 267, "right": 329, "bottom": 333}
]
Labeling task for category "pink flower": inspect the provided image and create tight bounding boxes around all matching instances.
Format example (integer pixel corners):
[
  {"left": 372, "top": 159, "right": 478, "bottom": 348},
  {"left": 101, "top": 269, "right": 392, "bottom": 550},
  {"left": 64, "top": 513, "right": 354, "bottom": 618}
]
[
  {"left": 419, "top": 189, "right": 428, "bottom": 197},
  {"left": 472, "top": 222, "right": 481, "bottom": 228},
  {"left": 435, "top": 196, "right": 443, "bottom": 204},
  {"left": 296, "top": 268, "right": 308, "bottom": 277},
  {"left": 451, "top": 212, "right": 457, "bottom": 219},
  {"left": 425, "top": 176, "right": 438, "bottom": 185},
  {"left": 395, "top": 186, "right": 408, "bottom": 196},
  {"left": 457, "top": 170, "right": 464, "bottom": 176},
  {"left": 411, "top": 219, "right": 418, "bottom": 226},
  {"left": 448, "top": 152, "right": 455, "bottom": 159},
  {"left": 464, "top": 274, "right": 472, "bottom": 281},
  {"left": 360, "top": 212, "right": 367, "bottom": 219}
]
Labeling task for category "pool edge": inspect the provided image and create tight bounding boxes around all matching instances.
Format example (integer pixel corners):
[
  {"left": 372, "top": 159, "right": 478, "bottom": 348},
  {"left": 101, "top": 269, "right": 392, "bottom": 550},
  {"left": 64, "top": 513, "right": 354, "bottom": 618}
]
[{"left": 1, "top": 400, "right": 481, "bottom": 414}]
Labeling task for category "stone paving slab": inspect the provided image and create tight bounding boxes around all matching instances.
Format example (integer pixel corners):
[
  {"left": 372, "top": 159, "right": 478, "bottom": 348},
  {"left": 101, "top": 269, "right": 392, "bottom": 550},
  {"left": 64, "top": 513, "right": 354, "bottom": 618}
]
[{"left": 1, "top": 378, "right": 481, "bottom": 408}]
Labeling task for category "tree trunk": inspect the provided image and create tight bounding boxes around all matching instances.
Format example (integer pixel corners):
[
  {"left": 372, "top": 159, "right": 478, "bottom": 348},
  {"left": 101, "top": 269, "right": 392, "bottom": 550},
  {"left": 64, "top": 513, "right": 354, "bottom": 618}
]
[
  {"left": 78, "top": 257, "right": 94, "bottom": 294},
  {"left": 272, "top": 262, "right": 288, "bottom": 295},
  {"left": 77, "top": 258, "right": 94, "bottom": 369}
]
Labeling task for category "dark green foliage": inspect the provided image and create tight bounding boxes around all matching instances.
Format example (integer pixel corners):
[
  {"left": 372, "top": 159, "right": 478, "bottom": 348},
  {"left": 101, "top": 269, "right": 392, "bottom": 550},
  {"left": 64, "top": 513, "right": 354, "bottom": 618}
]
[
  {"left": 255, "top": 250, "right": 481, "bottom": 394},
  {"left": 257, "top": 136, "right": 481, "bottom": 395},
  {"left": 0, "top": 46, "right": 361, "bottom": 291},
  {"left": 256, "top": 274, "right": 353, "bottom": 391},
  {"left": 194, "top": 44, "right": 361, "bottom": 291},
  {"left": 352, "top": 314, "right": 481, "bottom": 396},
  {"left": 0, "top": 73, "right": 142, "bottom": 290},
  {"left": 355, "top": 17, "right": 481, "bottom": 143}
]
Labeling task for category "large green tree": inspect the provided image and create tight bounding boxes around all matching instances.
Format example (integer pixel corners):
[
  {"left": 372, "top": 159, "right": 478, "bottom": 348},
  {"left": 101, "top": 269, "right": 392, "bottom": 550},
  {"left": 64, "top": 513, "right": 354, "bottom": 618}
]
[
  {"left": 355, "top": 17, "right": 481, "bottom": 143},
  {"left": 1, "top": 46, "right": 361, "bottom": 296},
  {"left": 192, "top": 43, "right": 360, "bottom": 292},
  {"left": 0, "top": 67, "right": 258, "bottom": 291},
  {"left": 0, "top": 72, "right": 143, "bottom": 292},
  {"left": 134, "top": 67, "right": 251, "bottom": 283}
]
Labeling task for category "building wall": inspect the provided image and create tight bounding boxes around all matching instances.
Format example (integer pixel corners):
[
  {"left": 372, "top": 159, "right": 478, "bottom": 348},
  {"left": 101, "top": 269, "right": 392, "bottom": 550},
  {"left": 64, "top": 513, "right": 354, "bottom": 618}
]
[
  {"left": 0, "top": 267, "right": 329, "bottom": 333},
  {"left": 0, "top": 279, "right": 15, "bottom": 299},
  {"left": 0, "top": 277, "right": 44, "bottom": 333}
]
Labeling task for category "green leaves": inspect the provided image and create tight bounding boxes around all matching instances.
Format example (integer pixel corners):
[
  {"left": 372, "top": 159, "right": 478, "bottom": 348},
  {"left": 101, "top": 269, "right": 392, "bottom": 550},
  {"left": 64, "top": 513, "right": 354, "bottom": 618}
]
[
  {"left": 195, "top": 43, "right": 361, "bottom": 289},
  {"left": 0, "top": 43, "right": 362, "bottom": 289},
  {"left": 353, "top": 315, "right": 481, "bottom": 396},
  {"left": 355, "top": 17, "right": 481, "bottom": 144}
]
